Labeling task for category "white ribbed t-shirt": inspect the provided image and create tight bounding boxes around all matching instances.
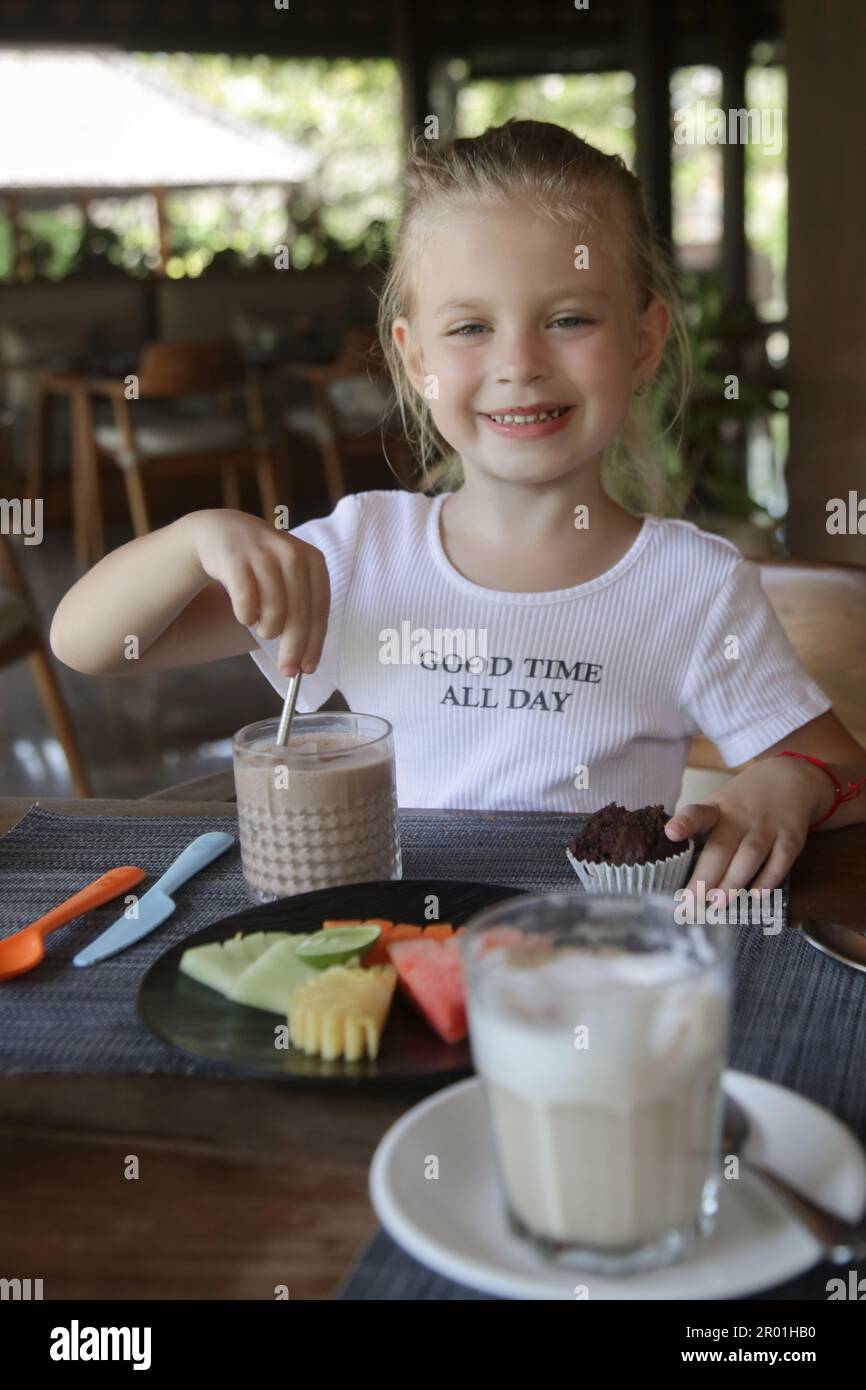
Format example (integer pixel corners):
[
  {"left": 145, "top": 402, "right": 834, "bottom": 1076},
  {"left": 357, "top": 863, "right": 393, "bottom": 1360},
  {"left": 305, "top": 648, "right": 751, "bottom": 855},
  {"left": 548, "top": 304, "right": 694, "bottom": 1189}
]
[{"left": 247, "top": 489, "right": 832, "bottom": 813}]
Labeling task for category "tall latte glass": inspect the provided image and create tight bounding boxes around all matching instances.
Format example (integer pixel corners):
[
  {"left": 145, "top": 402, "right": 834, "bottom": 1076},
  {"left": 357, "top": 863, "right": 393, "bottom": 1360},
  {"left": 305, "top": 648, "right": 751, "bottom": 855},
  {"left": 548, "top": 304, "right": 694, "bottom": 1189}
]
[
  {"left": 461, "top": 893, "right": 733, "bottom": 1275},
  {"left": 232, "top": 713, "right": 402, "bottom": 902}
]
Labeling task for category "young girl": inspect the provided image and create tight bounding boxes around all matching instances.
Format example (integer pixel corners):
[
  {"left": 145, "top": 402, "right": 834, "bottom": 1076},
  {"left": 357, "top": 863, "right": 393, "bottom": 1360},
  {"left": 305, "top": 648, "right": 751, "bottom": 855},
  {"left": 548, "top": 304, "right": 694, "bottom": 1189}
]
[{"left": 50, "top": 120, "right": 866, "bottom": 896}]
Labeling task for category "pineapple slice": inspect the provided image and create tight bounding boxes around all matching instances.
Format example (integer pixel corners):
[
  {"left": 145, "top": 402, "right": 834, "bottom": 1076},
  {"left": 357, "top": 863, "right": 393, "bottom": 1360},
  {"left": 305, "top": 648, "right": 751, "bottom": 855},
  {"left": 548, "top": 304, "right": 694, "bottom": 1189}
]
[{"left": 289, "top": 964, "right": 397, "bottom": 1061}]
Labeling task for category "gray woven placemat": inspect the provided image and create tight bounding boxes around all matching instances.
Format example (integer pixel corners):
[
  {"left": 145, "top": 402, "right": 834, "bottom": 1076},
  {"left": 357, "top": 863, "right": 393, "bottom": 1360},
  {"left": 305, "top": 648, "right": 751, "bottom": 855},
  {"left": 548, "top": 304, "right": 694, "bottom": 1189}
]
[
  {"left": 0, "top": 803, "right": 778, "bottom": 1075},
  {"left": 0, "top": 803, "right": 631, "bottom": 1073}
]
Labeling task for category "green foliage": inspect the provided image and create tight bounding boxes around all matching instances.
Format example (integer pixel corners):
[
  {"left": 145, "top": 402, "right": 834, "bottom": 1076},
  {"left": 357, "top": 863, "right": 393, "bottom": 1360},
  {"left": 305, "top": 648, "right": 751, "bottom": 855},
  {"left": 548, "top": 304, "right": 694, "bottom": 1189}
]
[
  {"left": 12, "top": 208, "right": 85, "bottom": 280},
  {"left": 456, "top": 70, "right": 637, "bottom": 163},
  {"left": 140, "top": 51, "right": 401, "bottom": 274},
  {"left": 656, "top": 269, "right": 781, "bottom": 519}
]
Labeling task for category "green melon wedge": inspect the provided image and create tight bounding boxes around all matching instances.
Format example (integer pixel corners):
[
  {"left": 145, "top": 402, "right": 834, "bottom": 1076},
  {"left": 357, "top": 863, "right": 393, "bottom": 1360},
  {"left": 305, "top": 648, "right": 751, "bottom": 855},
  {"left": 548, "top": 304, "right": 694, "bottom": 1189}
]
[
  {"left": 228, "top": 935, "right": 319, "bottom": 1014},
  {"left": 180, "top": 931, "right": 295, "bottom": 996}
]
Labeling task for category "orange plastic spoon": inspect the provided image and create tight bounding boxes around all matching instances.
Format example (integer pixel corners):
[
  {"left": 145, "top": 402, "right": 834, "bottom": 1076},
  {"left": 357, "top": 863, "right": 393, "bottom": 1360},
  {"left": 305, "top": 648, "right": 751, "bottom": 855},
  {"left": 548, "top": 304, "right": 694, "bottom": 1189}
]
[{"left": 0, "top": 866, "right": 147, "bottom": 981}]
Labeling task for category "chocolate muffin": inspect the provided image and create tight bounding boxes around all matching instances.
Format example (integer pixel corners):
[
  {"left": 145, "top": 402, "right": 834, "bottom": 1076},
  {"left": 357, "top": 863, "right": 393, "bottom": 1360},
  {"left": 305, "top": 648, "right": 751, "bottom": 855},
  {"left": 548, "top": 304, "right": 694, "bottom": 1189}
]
[{"left": 568, "top": 802, "right": 681, "bottom": 867}]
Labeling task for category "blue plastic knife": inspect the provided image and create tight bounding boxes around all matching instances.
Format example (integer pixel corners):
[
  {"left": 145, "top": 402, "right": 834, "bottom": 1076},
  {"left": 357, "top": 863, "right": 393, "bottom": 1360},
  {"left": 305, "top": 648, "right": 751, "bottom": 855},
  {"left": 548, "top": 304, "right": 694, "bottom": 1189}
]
[{"left": 73, "top": 832, "right": 236, "bottom": 968}]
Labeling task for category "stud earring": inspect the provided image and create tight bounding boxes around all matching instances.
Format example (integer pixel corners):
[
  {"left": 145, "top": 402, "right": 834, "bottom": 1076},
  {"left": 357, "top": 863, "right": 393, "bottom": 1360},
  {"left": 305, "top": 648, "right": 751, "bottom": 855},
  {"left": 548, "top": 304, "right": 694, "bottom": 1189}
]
[{"left": 634, "top": 381, "right": 646, "bottom": 396}]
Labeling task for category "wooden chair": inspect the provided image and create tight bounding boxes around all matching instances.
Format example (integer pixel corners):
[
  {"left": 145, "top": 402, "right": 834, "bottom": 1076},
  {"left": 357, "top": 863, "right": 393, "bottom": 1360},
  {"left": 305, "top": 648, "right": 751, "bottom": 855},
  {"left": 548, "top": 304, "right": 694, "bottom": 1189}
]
[
  {"left": 278, "top": 325, "right": 415, "bottom": 506},
  {"left": 678, "top": 557, "right": 866, "bottom": 810},
  {"left": 79, "top": 340, "right": 280, "bottom": 557},
  {"left": 0, "top": 531, "right": 92, "bottom": 797}
]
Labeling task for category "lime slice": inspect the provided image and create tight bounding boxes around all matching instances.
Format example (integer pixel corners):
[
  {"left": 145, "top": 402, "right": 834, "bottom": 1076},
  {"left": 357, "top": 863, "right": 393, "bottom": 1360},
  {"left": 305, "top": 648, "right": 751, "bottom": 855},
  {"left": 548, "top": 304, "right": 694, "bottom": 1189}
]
[{"left": 295, "top": 925, "right": 381, "bottom": 969}]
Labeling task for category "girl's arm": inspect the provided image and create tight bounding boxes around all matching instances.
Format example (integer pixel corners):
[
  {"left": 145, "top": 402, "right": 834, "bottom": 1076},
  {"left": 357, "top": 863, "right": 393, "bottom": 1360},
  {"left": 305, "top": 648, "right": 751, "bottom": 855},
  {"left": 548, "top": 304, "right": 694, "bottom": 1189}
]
[
  {"left": 751, "top": 708, "right": 866, "bottom": 831},
  {"left": 667, "top": 709, "right": 866, "bottom": 894},
  {"left": 49, "top": 509, "right": 330, "bottom": 678},
  {"left": 50, "top": 513, "right": 226, "bottom": 675}
]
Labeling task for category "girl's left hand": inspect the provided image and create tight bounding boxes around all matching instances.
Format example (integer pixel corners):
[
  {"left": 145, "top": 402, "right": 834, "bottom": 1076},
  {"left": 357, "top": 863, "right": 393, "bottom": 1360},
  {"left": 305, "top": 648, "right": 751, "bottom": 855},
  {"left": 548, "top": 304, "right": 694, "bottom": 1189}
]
[{"left": 664, "top": 758, "right": 817, "bottom": 894}]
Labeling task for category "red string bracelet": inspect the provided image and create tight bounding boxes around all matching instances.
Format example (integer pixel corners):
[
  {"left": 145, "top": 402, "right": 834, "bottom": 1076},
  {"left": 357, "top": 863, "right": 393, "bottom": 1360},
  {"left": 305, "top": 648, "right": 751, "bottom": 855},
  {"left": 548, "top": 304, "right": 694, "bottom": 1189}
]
[{"left": 773, "top": 751, "right": 866, "bottom": 830}]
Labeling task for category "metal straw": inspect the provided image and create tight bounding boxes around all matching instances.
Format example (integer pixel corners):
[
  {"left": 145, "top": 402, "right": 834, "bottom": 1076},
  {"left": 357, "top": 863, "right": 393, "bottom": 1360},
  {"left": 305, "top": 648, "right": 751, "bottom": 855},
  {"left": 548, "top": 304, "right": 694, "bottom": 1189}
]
[{"left": 274, "top": 671, "right": 302, "bottom": 746}]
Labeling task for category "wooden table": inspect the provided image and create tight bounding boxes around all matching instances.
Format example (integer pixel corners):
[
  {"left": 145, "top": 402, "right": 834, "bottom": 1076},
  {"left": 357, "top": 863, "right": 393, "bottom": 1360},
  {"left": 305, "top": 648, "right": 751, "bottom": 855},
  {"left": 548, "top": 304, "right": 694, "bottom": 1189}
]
[{"left": 1, "top": 790, "right": 865, "bottom": 1300}]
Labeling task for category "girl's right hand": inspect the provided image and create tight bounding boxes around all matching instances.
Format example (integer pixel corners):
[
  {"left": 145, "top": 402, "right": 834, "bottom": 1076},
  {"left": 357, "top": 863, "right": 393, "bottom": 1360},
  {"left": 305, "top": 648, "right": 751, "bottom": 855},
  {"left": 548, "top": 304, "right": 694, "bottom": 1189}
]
[{"left": 188, "top": 509, "right": 330, "bottom": 676}]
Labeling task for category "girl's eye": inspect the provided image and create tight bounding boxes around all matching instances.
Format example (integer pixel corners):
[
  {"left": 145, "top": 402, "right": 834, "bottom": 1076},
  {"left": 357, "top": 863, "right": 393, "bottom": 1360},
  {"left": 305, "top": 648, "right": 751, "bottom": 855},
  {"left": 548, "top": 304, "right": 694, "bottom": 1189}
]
[{"left": 446, "top": 316, "right": 594, "bottom": 336}]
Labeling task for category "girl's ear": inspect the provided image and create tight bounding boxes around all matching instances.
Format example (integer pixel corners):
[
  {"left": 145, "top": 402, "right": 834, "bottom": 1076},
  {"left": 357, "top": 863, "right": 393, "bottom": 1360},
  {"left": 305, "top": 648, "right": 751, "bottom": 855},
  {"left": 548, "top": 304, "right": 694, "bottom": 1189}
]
[
  {"left": 392, "top": 317, "right": 426, "bottom": 393},
  {"left": 632, "top": 295, "right": 670, "bottom": 389}
]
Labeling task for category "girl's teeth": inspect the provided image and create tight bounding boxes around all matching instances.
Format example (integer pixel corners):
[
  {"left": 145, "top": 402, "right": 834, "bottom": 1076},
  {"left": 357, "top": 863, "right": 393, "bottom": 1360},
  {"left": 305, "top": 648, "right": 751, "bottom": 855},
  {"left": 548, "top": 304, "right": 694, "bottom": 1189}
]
[{"left": 489, "top": 407, "right": 568, "bottom": 425}]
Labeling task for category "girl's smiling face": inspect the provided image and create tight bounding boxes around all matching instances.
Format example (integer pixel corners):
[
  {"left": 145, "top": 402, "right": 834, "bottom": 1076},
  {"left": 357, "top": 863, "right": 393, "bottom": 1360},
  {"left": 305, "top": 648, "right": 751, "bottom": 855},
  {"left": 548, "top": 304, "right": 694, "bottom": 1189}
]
[{"left": 393, "top": 200, "right": 668, "bottom": 489}]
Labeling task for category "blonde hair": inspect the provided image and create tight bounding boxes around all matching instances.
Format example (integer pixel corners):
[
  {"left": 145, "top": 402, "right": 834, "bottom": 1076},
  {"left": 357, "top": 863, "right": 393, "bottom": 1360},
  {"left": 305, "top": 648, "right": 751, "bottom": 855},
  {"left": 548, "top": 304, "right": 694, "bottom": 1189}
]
[{"left": 377, "top": 118, "right": 693, "bottom": 517}]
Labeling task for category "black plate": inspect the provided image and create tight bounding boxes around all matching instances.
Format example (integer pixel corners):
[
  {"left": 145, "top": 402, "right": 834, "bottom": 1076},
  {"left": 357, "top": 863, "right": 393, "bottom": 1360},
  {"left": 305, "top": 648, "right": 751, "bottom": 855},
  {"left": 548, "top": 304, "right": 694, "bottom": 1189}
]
[{"left": 136, "top": 879, "right": 526, "bottom": 1086}]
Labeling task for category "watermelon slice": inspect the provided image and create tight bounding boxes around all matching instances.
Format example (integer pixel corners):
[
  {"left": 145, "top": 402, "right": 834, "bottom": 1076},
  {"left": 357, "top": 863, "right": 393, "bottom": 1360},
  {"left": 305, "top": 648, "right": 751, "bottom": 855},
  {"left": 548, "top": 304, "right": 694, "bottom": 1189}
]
[{"left": 386, "top": 937, "right": 467, "bottom": 1044}]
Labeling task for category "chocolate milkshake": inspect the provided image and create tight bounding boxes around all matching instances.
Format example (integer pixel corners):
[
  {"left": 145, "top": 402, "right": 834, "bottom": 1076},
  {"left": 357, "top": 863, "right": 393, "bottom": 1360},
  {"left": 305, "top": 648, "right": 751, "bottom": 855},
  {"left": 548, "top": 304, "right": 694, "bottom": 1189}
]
[{"left": 233, "top": 714, "right": 402, "bottom": 902}]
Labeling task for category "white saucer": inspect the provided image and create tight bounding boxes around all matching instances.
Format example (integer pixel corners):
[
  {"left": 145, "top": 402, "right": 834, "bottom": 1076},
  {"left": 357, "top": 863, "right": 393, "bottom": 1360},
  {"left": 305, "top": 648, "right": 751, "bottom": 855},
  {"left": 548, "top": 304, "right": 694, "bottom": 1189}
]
[{"left": 369, "top": 1070, "right": 866, "bottom": 1300}]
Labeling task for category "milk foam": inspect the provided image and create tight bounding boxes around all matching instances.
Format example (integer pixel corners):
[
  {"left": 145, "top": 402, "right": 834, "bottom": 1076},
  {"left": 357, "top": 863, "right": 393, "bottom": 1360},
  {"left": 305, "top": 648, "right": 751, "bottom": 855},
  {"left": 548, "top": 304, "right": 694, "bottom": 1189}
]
[{"left": 468, "top": 945, "right": 728, "bottom": 1105}]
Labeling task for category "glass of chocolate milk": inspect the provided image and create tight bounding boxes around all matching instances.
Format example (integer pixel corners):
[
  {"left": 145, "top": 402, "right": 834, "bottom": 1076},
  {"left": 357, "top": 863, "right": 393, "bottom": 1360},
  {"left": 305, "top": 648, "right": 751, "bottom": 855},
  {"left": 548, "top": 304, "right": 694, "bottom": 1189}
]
[
  {"left": 232, "top": 713, "right": 402, "bottom": 903},
  {"left": 461, "top": 893, "right": 733, "bottom": 1275}
]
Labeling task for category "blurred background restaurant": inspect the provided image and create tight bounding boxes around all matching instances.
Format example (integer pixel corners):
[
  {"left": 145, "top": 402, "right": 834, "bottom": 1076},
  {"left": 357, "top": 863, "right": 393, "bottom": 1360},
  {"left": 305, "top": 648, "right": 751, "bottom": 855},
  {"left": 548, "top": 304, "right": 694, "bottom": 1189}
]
[{"left": 0, "top": 0, "right": 863, "bottom": 802}]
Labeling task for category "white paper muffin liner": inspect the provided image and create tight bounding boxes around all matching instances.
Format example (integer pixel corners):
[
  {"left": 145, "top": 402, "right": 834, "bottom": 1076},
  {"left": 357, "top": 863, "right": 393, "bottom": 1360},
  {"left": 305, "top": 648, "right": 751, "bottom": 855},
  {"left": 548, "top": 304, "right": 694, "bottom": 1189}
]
[{"left": 565, "top": 839, "right": 694, "bottom": 895}]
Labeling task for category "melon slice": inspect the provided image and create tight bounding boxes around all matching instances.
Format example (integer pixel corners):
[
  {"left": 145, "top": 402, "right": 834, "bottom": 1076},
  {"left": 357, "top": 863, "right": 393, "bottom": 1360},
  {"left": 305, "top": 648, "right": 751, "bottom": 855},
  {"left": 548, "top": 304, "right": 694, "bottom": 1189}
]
[
  {"left": 179, "top": 931, "right": 291, "bottom": 995},
  {"left": 229, "top": 935, "right": 318, "bottom": 1014},
  {"left": 387, "top": 937, "right": 468, "bottom": 1044}
]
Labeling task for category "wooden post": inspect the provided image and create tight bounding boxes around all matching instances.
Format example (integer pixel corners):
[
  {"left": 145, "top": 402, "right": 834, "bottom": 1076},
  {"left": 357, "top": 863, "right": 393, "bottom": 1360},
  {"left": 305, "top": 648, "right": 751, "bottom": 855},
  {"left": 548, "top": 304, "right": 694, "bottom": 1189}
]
[
  {"left": 629, "top": 0, "right": 673, "bottom": 252},
  {"left": 429, "top": 59, "right": 460, "bottom": 143},
  {"left": 718, "top": 7, "right": 749, "bottom": 491},
  {"left": 784, "top": 0, "right": 866, "bottom": 564},
  {"left": 390, "top": 0, "right": 431, "bottom": 146},
  {"left": 719, "top": 7, "right": 748, "bottom": 310},
  {"left": 78, "top": 191, "right": 92, "bottom": 259},
  {"left": 153, "top": 186, "right": 169, "bottom": 275},
  {"left": 7, "top": 193, "right": 26, "bottom": 281}
]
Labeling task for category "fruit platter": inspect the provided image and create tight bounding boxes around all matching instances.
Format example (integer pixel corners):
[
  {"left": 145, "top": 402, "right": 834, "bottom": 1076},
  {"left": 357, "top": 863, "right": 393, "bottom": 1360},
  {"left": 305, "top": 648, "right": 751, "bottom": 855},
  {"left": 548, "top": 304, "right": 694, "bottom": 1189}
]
[{"left": 137, "top": 878, "right": 525, "bottom": 1084}]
